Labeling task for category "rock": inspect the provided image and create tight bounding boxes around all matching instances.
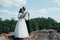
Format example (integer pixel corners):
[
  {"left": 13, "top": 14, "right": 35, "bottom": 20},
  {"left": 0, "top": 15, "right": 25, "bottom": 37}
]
[
  {"left": 29, "top": 29, "right": 60, "bottom": 40},
  {"left": 29, "top": 30, "right": 49, "bottom": 40},
  {"left": 0, "top": 29, "right": 60, "bottom": 40},
  {"left": 0, "top": 32, "right": 14, "bottom": 40},
  {"left": 0, "top": 33, "right": 10, "bottom": 40},
  {"left": 0, "top": 32, "right": 29, "bottom": 40}
]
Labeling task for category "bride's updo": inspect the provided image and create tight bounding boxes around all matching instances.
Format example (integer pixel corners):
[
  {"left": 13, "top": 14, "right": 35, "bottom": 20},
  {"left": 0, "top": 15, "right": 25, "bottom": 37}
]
[{"left": 19, "top": 8, "right": 22, "bottom": 13}]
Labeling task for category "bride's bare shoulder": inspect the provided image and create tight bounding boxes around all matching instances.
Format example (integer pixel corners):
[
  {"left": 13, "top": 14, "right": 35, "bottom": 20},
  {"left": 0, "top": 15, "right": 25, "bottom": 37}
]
[{"left": 19, "top": 13, "right": 22, "bottom": 15}]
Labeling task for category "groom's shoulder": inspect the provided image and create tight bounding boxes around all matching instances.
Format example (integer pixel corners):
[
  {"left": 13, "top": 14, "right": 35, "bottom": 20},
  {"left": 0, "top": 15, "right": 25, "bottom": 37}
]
[{"left": 25, "top": 11, "right": 29, "bottom": 14}]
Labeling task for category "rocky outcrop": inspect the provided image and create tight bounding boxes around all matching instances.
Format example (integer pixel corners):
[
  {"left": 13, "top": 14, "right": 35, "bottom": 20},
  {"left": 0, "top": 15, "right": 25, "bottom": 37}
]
[
  {"left": 29, "top": 29, "right": 60, "bottom": 40},
  {"left": 0, "top": 32, "right": 14, "bottom": 40},
  {"left": 0, "top": 29, "right": 60, "bottom": 40}
]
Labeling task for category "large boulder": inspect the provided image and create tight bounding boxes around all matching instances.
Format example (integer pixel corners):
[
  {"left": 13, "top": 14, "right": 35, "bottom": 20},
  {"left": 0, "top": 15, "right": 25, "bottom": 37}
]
[
  {"left": 29, "top": 30, "right": 49, "bottom": 40},
  {"left": 29, "top": 29, "right": 60, "bottom": 40}
]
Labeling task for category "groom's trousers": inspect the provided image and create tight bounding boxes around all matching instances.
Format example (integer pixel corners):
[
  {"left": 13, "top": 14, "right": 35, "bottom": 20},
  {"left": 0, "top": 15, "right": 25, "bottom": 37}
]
[{"left": 25, "top": 20, "right": 30, "bottom": 34}]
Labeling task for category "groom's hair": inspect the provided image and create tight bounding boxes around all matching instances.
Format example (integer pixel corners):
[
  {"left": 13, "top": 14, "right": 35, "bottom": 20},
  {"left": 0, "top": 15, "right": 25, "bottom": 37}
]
[{"left": 22, "top": 7, "right": 26, "bottom": 11}]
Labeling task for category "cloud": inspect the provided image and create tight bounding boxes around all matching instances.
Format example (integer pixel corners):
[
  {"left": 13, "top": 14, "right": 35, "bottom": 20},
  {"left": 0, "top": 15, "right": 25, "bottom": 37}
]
[
  {"left": 51, "top": 16, "right": 60, "bottom": 23},
  {"left": 30, "top": 7, "right": 60, "bottom": 22},
  {"left": 0, "top": 10, "right": 17, "bottom": 15},
  {"left": 56, "top": 17, "right": 60, "bottom": 22},
  {"left": 36, "top": 9, "right": 47, "bottom": 15},
  {"left": 47, "top": 7, "right": 60, "bottom": 22},
  {"left": 0, "top": 8, "right": 60, "bottom": 22},
  {"left": 0, "top": 10, "right": 18, "bottom": 19},
  {"left": 29, "top": 9, "right": 48, "bottom": 18},
  {"left": 53, "top": 0, "right": 60, "bottom": 7},
  {"left": 0, "top": 0, "right": 27, "bottom": 7},
  {"left": 48, "top": 7, "right": 60, "bottom": 13}
]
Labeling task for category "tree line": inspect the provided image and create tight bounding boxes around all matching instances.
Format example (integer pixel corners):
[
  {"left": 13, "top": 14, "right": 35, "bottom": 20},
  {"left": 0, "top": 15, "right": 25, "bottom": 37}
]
[{"left": 0, "top": 17, "right": 60, "bottom": 34}]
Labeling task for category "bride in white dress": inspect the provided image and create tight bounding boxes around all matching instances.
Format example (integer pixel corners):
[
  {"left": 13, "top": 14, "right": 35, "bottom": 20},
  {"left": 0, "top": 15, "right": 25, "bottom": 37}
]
[{"left": 14, "top": 8, "right": 29, "bottom": 38}]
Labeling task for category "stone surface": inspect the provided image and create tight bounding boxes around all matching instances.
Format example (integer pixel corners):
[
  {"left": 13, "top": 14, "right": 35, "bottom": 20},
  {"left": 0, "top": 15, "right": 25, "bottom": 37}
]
[
  {"left": 29, "top": 29, "right": 60, "bottom": 40},
  {"left": 0, "top": 29, "right": 60, "bottom": 40}
]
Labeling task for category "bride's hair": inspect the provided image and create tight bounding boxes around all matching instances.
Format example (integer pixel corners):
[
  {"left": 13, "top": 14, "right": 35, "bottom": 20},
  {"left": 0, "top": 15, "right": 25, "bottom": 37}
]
[{"left": 19, "top": 8, "right": 22, "bottom": 13}]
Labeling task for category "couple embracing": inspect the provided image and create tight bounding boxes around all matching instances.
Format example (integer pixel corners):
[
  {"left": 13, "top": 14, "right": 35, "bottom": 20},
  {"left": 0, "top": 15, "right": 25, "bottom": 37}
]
[{"left": 14, "top": 7, "right": 30, "bottom": 40}]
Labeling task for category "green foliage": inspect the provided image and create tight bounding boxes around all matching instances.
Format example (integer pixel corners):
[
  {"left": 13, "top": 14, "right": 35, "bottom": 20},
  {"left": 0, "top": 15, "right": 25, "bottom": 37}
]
[
  {"left": 0, "top": 17, "right": 60, "bottom": 34},
  {"left": 29, "top": 17, "right": 60, "bottom": 32},
  {"left": 0, "top": 18, "right": 17, "bottom": 34}
]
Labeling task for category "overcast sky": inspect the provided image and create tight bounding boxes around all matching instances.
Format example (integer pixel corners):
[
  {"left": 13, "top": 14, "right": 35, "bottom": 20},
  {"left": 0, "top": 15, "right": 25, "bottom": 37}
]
[{"left": 0, "top": 0, "right": 60, "bottom": 22}]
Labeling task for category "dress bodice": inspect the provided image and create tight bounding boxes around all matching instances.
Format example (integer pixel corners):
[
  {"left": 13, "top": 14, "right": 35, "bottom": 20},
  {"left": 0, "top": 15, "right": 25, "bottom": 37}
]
[{"left": 18, "top": 13, "right": 25, "bottom": 19}]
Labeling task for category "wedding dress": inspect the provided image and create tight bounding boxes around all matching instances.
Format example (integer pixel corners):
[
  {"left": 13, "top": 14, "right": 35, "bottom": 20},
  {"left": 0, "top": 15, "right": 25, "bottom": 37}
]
[{"left": 14, "top": 13, "right": 29, "bottom": 38}]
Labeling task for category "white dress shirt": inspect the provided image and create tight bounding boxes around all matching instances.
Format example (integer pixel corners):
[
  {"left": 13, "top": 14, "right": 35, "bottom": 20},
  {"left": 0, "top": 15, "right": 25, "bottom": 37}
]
[{"left": 24, "top": 11, "right": 30, "bottom": 21}]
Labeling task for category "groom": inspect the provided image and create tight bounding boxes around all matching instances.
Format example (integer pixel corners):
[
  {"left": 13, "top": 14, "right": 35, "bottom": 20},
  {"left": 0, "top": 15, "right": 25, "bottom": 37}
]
[{"left": 22, "top": 7, "right": 30, "bottom": 34}]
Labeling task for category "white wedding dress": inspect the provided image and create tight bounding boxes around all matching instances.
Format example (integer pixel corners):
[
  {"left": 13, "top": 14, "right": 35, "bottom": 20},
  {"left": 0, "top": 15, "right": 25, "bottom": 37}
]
[{"left": 14, "top": 13, "right": 29, "bottom": 38}]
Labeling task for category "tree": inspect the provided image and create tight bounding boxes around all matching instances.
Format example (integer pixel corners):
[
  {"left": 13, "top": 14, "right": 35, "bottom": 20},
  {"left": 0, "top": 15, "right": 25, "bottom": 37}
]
[{"left": 0, "top": 17, "right": 60, "bottom": 34}]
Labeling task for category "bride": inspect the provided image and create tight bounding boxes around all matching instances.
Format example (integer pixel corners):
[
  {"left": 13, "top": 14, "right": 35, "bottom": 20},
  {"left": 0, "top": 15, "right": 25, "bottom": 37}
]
[{"left": 14, "top": 8, "right": 29, "bottom": 39}]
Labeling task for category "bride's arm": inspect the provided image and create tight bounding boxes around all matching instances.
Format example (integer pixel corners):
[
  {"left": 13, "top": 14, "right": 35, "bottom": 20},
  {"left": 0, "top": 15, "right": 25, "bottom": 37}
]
[
  {"left": 18, "top": 13, "right": 22, "bottom": 19},
  {"left": 18, "top": 13, "right": 20, "bottom": 19},
  {"left": 18, "top": 13, "right": 25, "bottom": 19}
]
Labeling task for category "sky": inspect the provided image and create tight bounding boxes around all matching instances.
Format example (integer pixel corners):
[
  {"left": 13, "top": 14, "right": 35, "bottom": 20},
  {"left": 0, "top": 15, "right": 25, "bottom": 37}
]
[{"left": 0, "top": 0, "right": 60, "bottom": 22}]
